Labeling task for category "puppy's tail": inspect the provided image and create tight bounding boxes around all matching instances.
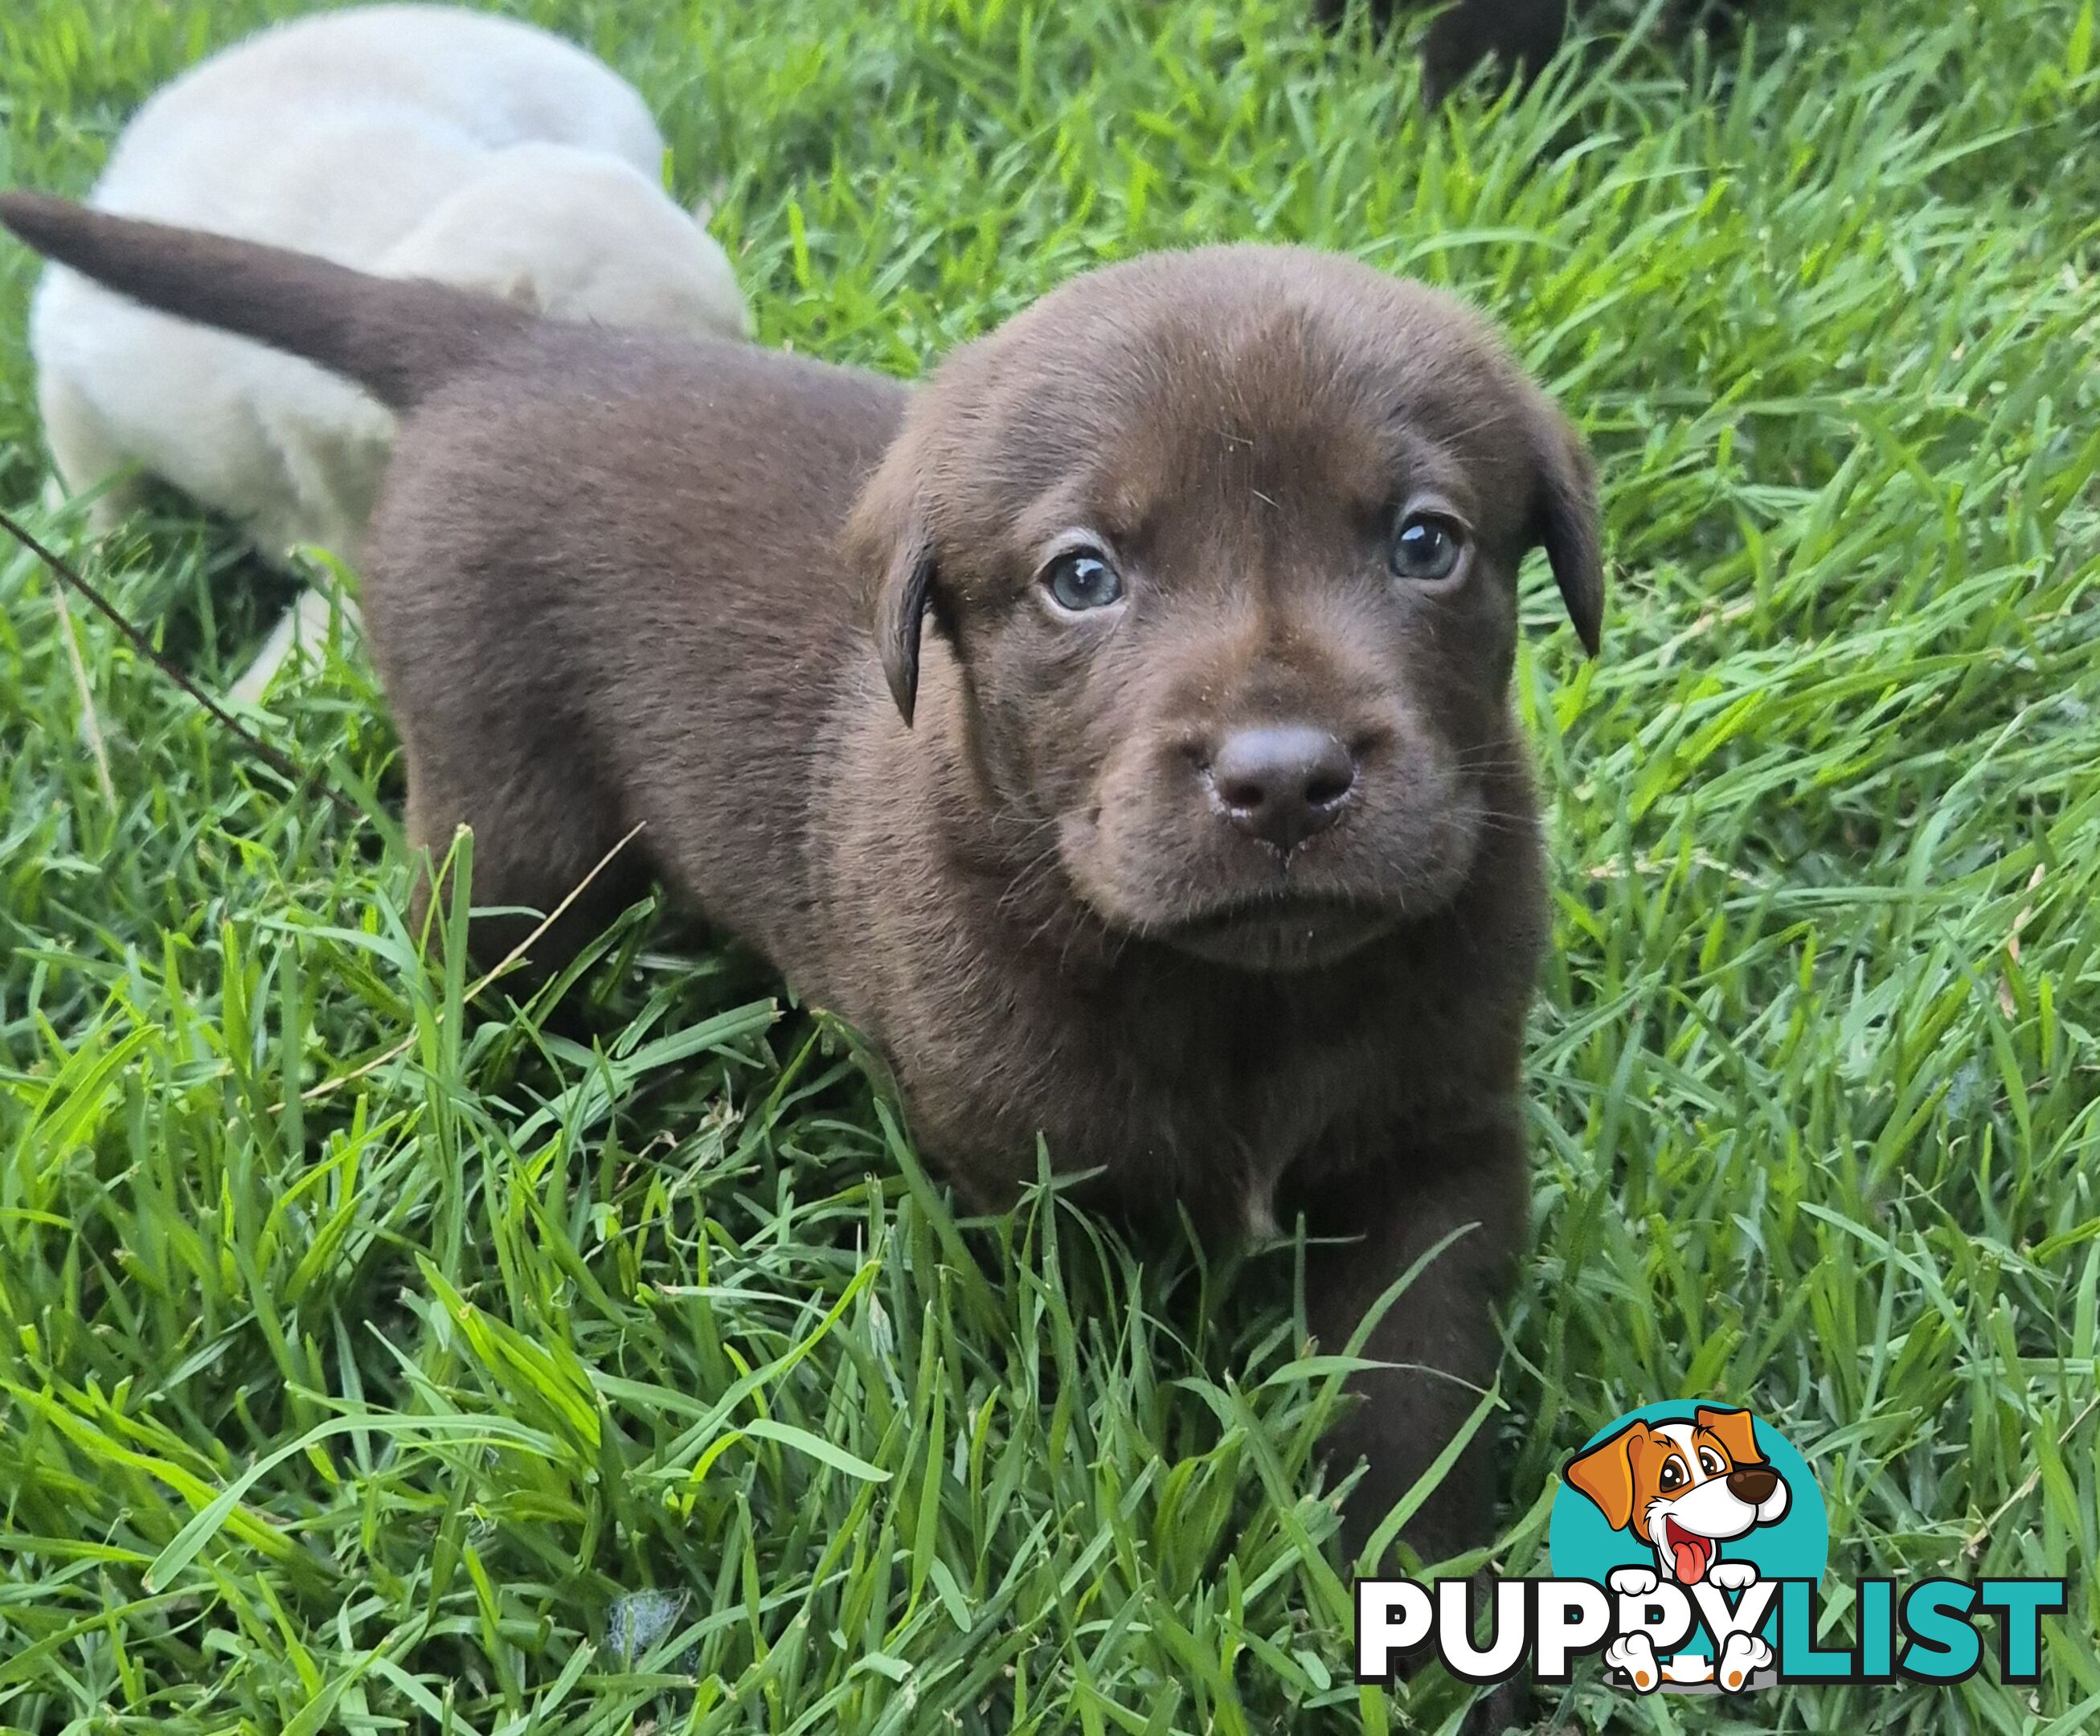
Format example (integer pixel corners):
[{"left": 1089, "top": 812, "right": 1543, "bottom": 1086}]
[{"left": 0, "top": 191, "right": 530, "bottom": 412}]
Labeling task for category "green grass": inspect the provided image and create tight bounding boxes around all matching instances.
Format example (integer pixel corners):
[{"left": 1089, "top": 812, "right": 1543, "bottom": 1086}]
[{"left": 3, "top": 0, "right": 2098, "bottom": 1730}]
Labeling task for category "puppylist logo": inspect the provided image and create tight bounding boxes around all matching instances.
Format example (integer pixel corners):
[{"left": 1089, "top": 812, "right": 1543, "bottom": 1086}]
[{"left": 1357, "top": 1402, "right": 2066, "bottom": 1694}]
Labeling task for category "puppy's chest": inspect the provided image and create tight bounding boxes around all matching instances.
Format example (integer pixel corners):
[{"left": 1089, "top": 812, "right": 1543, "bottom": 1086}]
[
  {"left": 1113, "top": 1034, "right": 1382, "bottom": 1237},
  {"left": 913, "top": 967, "right": 1457, "bottom": 1233}
]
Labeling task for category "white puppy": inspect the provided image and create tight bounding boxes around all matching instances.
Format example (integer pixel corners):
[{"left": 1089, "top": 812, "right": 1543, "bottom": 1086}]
[{"left": 30, "top": 4, "right": 748, "bottom": 699}]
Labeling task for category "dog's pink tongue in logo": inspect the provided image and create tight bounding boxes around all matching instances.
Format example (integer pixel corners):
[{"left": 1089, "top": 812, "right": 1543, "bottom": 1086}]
[{"left": 1665, "top": 1520, "right": 1714, "bottom": 1584}]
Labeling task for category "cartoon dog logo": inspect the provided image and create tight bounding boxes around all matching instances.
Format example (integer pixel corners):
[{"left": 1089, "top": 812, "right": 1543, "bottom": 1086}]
[
  {"left": 1565, "top": 1405, "right": 1792, "bottom": 1692},
  {"left": 1565, "top": 1404, "right": 1790, "bottom": 1587}
]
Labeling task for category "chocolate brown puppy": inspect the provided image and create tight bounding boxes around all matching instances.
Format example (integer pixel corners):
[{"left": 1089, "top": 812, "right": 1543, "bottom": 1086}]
[
  {"left": 1324, "top": 0, "right": 1759, "bottom": 106},
  {"left": 1, "top": 192, "right": 1603, "bottom": 1566},
  {"left": 1321, "top": 0, "right": 1569, "bottom": 104}
]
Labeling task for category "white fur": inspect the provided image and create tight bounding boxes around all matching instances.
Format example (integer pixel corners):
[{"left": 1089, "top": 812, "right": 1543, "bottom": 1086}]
[{"left": 31, "top": 4, "right": 748, "bottom": 699}]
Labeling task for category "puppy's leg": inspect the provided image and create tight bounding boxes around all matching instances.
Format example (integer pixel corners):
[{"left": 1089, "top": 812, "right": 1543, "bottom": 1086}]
[
  {"left": 38, "top": 367, "right": 145, "bottom": 532},
  {"left": 233, "top": 423, "right": 376, "bottom": 706},
  {"left": 403, "top": 738, "right": 648, "bottom": 993},
  {"left": 248, "top": 388, "right": 389, "bottom": 570},
  {"left": 231, "top": 587, "right": 364, "bottom": 705},
  {"left": 1422, "top": 0, "right": 1569, "bottom": 103},
  {"left": 1292, "top": 1120, "right": 1529, "bottom": 1732},
  {"left": 1291, "top": 1110, "right": 1527, "bottom": 1567}
]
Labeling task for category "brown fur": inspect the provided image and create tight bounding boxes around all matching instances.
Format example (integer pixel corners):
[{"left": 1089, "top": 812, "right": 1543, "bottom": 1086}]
[
  {"left": 1325, "top": 0, "right": 1756, "bottom": 106},
  {"left": 2, "top": 191, "right": 1603, "bottom": 1566},
  {"left": 1419, "top": 0, "right": 1570, "bottom": 103},
  {"left": 1316, "top": 0, "right": 1570, "bottom": 100}
]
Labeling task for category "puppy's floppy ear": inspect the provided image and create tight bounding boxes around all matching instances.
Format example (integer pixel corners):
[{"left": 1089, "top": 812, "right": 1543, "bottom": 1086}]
[
  {"left": 1694, "top": 1406, "right": 1766, "bottom": 1468},
  {"left": 1565, "top": 1421, "right": 1645, "bottom": 1533},
  {"left": 1527, "top": 393, "right": 1604, "bottom": 657},
  {"left": 845, "top": 430, "right": 939, "bottom": 727}
]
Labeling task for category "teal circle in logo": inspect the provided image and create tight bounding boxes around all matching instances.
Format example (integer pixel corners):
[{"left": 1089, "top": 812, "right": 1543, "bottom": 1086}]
[{"left": 1549, "top": 1402, "right": 1828, "bottom": 1660}]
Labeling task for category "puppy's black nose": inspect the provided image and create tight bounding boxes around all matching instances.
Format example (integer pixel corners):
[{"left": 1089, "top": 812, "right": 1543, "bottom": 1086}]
[
  {"left": 1728, "top": 1466, "right": 1779, "bottom": 1505},
  {"left": 1208, "top": 725, "right": 1357, "bottom": 853}
]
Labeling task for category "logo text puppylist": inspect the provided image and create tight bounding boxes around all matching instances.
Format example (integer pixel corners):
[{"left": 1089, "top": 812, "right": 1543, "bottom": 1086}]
[{"left": 1356, "top": 1402, "right": 2067, "bottom": 1694}]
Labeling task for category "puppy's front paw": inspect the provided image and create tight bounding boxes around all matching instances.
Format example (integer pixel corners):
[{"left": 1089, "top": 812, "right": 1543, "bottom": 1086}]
[
  {"left": 1603, "top": 1633, "right": 1661, "bottom": 1693},
  {"left": 1607, "top": 1566, "right": 1660, "bottom": 1597},
  {"left": 1717, "top": 1630, "right": 1775, "bottom": 1692},
  {"left": 1707, "top": 1560, "right": 1759, "bottom": 1592}
]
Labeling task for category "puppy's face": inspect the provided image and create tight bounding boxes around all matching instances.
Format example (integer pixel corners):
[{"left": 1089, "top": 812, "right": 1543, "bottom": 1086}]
[
  {"left": 1564, "top": 1409, "right": 1791, "bottom": 1587},
  {"left": 850, "top": 247, "right": 1602, "bottom": 971}
]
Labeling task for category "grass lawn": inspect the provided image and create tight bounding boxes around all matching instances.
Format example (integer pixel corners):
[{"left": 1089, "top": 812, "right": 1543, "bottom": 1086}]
[{"left": 3, "top": 0, "right": 2098, "bottom": 1729}]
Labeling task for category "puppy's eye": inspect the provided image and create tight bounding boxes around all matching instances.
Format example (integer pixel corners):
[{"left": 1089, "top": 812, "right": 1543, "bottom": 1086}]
[
  {"left": 1698, "top": 1448, "right": 1725, "bottom": 1477},
  {"left": 1658, "top": 1459, "right": 1685, "bottom": 1491},
  {"left": 1043, "top": 548, "right": 1124, "bottom": 612},
  {"left": 1390, "top": 513, "right": 1465, "bottom": 584}
]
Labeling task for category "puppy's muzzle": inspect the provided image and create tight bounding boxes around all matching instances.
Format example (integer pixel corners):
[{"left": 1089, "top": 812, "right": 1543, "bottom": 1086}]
[{"left": 1201, "top": 723, "right": 1357, "bottom": 854}]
